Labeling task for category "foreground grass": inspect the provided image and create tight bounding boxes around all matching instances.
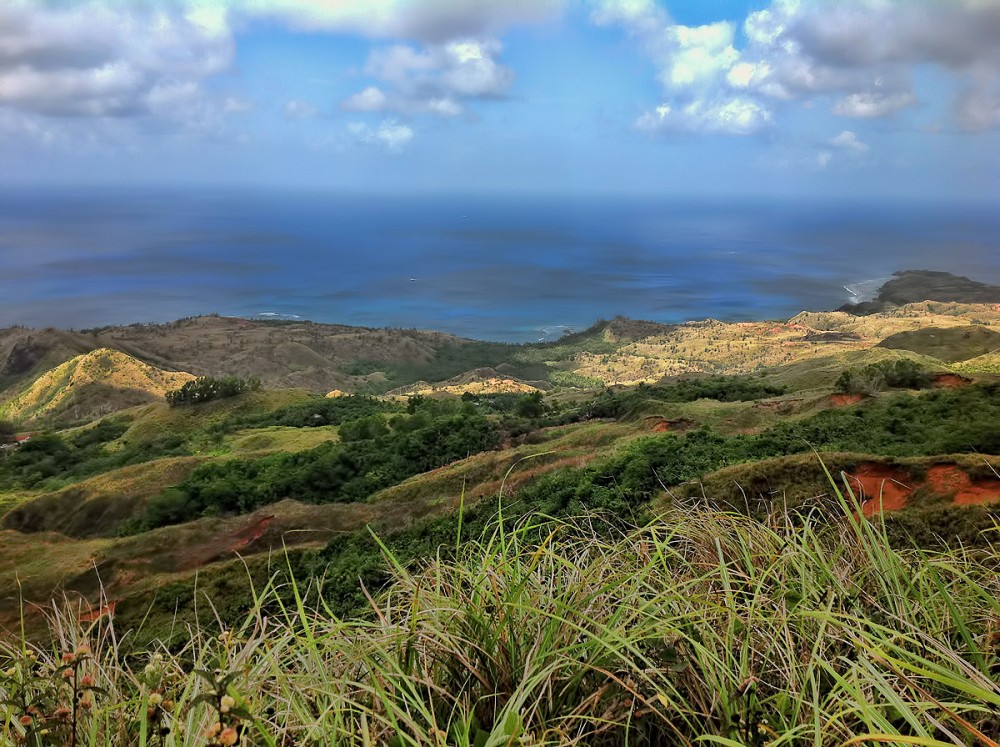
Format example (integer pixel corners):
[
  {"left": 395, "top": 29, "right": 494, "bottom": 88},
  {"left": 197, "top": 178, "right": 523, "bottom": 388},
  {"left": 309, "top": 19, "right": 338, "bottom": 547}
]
[{"left": 3, "top": 494, "right": 1000, "bottom": 745}]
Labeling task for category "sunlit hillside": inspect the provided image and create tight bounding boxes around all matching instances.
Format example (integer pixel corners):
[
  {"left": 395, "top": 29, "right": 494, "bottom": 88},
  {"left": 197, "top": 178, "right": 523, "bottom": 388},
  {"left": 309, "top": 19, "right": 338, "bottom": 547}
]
[{"left": 0, "top": 349, "right": 194, "bottom": 424}]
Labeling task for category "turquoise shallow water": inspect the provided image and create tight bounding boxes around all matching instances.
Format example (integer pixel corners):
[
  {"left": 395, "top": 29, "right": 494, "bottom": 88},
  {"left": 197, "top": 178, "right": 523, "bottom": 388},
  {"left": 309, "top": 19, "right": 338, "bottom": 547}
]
[{"left": 1, "top": 189, "right": 998, "bottom": 341}]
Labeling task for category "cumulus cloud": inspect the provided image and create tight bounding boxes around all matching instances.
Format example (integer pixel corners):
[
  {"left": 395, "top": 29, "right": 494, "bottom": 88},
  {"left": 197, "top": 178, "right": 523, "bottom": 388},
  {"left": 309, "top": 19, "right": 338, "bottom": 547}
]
[
  {"left": 832, "top": 91, "right": 917, "bottom": 118},
  {"left": 347, "top": 119, "right": 414, "bottom": 152},
  {"left": 637, "top": 98, "right": 771, "bottom": 136},
  {"left": 342, "top": 37, "right": 513, "bottom": 118},
  {"left": 1, "top": 0, "right": 558, "bottom": 141},
  {"left": 235, "top": 0, "right": 563, "bottom": 43},
  {"left": 0, "top": 1, "right": 232, "bottom": 119},
  {"left": 595, "top": 0, "right": 1000, "bottom": 135},
  {"left": 591, "top": 0, "right": 769, "bottom": 135},
  {"left": 736, "top": 0, "right": 1000, "bottom": 130},
  {"left": 342, "top": 86, "right": 390, "bottom": 112},
  {"left": 830, "top": 130, "right": 868, "bottom": 154}
]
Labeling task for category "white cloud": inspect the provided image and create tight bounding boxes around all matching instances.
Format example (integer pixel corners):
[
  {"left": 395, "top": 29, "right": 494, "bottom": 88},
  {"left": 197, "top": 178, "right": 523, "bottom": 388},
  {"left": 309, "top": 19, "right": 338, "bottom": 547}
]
[
  {"left": 342, "top": 86, "right": 390, "bottom": 112},
  {"left": 342, "top": 37, "right": 512, "bottom": 118},
  {"left": 599, "top": 0, "right": 1000, "bottom": 135},
  {"left": 832, "top": 91, "right": 917, "bottom": 118},
  {"left": 284, "top": 99, "right": 319, "bottom": 119},
  {"left": 735, "top": 0, "right": 1000, "bottom": 130},
  {"left": 0, "top": 2, "right": 232, "bottom": 119},
  {"left": 348, "top": 118, "right": 414, "bottom": 152},
  {"left": 830, "top": 129, "right": 868, "bottom": 154},
  {"left": 637, "top": 98, "right": 771, "bottom": 136},
  {"left": 235, "top": 0, "right": 563, "bottom": 43},
  {"left": 592, "top": 1, "right": 770, "bottom": 136},
  {"left": 662, "top": 22, "right": 739, "bottom": 89}
]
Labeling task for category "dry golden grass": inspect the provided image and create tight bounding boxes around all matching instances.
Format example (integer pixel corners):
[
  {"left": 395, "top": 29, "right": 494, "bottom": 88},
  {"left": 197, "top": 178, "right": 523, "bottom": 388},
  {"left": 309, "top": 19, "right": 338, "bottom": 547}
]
[
  {"left": 562, "top": 303, "right": 1000, "bottom": 386},
  {"left": 0, "top": 349, "right": 194, "bottom": 423}
]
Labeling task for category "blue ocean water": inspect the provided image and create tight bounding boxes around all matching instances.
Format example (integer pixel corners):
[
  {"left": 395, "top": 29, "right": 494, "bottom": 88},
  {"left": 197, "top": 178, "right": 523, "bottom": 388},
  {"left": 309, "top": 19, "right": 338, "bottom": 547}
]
[{"left": 1, "top": 188, "right": 998, "bottom": 342}]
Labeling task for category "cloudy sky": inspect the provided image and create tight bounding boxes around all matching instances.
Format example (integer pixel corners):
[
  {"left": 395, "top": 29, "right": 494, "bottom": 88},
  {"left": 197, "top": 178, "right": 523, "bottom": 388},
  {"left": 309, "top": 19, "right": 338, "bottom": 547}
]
[{"left": 2, "top": 0, "right": 999, "bottom": 199}]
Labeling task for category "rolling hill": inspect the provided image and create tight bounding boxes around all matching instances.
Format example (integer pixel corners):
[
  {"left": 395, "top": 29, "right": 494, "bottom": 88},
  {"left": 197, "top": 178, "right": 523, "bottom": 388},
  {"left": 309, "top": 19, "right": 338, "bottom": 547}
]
[{"left": 0, "top": 348, "right": 194, "bottom": 424}]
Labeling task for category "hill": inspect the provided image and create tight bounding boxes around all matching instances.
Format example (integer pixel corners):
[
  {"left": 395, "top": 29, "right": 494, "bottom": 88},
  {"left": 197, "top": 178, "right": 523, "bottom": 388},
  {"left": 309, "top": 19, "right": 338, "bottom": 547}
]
[
  {"left": 840, "top": 269, "right": 1000, "bottom": 314},
  {"left": 0, "top": 348, "right": 194, "bottom": 424},
  {"left": 3, "top": 281, "right": 1000, "bottom": 647},
  {"left": 877, "top": 325, "right": 1000, "bottom": 362}
]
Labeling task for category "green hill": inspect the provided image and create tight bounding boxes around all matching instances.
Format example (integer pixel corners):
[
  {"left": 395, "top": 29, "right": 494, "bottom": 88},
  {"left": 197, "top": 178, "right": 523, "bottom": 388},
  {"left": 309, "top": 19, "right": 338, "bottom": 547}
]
[{"left": 878, "top": 325, "right": 1000, "bottom": 362}]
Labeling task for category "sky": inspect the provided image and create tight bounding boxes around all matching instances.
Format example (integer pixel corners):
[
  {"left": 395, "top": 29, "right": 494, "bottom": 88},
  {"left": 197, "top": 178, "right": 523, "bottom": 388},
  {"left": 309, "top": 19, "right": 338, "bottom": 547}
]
[{"left": 2, "top": 0, "right": 1000, "bottom": 199}]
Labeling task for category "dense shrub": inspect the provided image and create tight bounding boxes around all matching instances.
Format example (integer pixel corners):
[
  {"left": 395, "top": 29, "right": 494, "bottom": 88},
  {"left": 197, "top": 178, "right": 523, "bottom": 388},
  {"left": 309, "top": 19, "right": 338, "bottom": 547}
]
[
  {"left": 219, "top": 395, "right": 397, "bottom": 430},
  {"left": 584, "top": 377, "right": 786, "bottom": 419},
  {"left": 166, "top": 375, "right": 260, "bottom": 406},
  {"left": 139, "top": 411, "right": 503, "bottom": 529},
  {"left": 0, "top": 418, "right": 177, "bottom": 490},
  {"left": 835, "top": 359, "right": 933, "bottom": 395}
]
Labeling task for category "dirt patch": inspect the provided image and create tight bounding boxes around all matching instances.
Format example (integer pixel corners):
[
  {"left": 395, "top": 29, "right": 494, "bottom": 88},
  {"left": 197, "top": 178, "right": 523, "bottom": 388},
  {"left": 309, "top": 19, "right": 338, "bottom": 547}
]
[
  {"left": 845, "top": 464, "right": 913, "bottom": 514},
  {"left": 78, "top": 599, "right": 119, "bottom": 623},
  {"left": 646, "top": 417, "right": 696, "bottom": 433},
  {"left": 933, "top": 373, "right": 972, "bottom": 389},
  {"left": 229, "top": 515, "right": 275, "bottom": 552},
  {"left": 927, "top": 464, "right": 1000, "bottom": 506},
  {"left": 829, "top": 393, "right": 866, "bottom": 407}
]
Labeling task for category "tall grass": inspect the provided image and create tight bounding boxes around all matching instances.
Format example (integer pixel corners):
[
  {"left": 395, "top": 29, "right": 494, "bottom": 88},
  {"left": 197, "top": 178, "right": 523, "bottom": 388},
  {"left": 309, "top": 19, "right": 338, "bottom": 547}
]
[{"left": 3, "top": 484, "right": 1000, "bottom": 745}]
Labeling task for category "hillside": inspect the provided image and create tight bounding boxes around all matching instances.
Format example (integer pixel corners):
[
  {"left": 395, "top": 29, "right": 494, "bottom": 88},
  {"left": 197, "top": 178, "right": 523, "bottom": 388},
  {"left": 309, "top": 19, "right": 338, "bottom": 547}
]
[
  {"left": 840, "top": 269, "right": 1000, "bottom": 314},
  {"left": 2, "top": 276, "right": 1000, "bottom": 650},
  {"left": 0, "top": 348, "right": 194, "bottom": 423}
]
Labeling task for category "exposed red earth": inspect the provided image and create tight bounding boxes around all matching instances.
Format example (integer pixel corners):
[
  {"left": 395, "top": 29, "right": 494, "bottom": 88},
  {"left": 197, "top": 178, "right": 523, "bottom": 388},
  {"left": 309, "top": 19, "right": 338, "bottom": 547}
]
[
  {"left": 229, "top": 515, "right": 276, "bottom": 552},
  {"left": 646, "top": 417, "right": 696, "bottom": 433},
  {"left": 926, "top": 465, "right": 1000, "bottom": 506},
  {"left": 829, "top": 393, "right": 866, "bottom": 407},
  {"left": 845, "top": 462, "right": 1000, "bottom": 515},
  {"left": 933, "top": 373, "right": 972, "bottom": 388}
]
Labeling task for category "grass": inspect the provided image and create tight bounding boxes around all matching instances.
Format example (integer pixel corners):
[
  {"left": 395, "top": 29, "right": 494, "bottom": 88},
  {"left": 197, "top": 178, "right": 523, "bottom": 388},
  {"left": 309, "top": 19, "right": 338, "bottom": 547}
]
[
  {"left": 3, "top": 470, "right": 1000, "bottom": 746},
  {"left": 878, "top": 326, "right": 1000, "bottom": 363}
]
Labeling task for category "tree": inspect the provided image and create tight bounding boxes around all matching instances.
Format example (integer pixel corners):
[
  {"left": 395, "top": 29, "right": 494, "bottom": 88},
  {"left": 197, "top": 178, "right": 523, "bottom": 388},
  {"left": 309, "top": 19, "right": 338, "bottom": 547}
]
[{"left": 0, "top": 420, "right": 16, "bottom": 443}]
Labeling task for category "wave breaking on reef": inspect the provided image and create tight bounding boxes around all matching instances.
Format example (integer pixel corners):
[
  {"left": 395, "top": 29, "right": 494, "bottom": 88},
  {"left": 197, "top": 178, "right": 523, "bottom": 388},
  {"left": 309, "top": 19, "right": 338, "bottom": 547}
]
[{"left": 843, "top": 277, "right": 892, "bottom": 304}]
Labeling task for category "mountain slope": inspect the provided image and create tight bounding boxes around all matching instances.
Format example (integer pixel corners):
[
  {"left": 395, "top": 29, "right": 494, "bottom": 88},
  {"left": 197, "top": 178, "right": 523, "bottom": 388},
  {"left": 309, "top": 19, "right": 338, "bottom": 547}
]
[{"left": 0, "top": 348, "right": 194, "bottom": 423}]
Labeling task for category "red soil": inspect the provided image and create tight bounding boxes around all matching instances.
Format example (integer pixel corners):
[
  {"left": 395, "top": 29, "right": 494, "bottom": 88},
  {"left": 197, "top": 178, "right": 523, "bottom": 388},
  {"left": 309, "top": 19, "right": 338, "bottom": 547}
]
[
  {"left": 933, "top": 373, "right": 972, "bottom": 389},
  {"left": 846, "top": 464, "right": 913, "bottom": 515},
  {"left": 230, "top": 515, "right": 275, "bottom": 552},
  {"left": 646, "top": 417, "right": 695, "bottom": 433},
  {"left": 78, "top": 600, "right": 118, "bottom": 623},
  {"left": 926, "top": 465, "right": 1000, "bottom": 506},
  {"left": 843, "top": 463, "right": 1000, "bottom": 516},
  {"left": 829, "top": 393, "right": 865, "bottom": 407}
]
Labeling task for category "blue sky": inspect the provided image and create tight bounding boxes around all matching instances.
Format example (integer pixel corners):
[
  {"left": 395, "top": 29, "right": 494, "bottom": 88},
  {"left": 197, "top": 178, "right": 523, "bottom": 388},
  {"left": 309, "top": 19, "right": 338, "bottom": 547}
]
[{"left": 2, "top": 0, "right": 999, "bottom": 199}]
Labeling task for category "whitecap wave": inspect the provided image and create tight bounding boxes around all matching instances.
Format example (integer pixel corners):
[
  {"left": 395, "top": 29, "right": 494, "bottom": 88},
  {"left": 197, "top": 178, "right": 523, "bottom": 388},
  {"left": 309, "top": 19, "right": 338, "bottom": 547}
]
[{"left": 843, "top": 276, "right": 892, "bottom": 304}]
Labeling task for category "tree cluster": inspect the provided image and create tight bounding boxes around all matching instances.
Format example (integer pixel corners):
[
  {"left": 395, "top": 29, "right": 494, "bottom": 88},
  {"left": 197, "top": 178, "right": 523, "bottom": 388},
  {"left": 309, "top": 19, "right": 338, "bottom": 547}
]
[
  {"left": 835, "top": 360, "right": 933, "bottom": 396},
  {"left": 166, "top": 376, "right": 261, "bottom": 406}
]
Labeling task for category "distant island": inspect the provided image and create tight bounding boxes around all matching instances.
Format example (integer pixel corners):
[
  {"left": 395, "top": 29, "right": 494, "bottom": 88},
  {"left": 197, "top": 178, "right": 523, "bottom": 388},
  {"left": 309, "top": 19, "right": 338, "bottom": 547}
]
[{"left": 840, "top": 269, "right": 1000, "bottom": 314}]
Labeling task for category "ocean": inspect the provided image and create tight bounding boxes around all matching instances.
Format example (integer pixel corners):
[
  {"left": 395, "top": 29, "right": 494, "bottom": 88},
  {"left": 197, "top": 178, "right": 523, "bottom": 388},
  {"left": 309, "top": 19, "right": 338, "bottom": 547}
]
[{"left": 1, "top": 188, "right": 998, "bottom": 342}]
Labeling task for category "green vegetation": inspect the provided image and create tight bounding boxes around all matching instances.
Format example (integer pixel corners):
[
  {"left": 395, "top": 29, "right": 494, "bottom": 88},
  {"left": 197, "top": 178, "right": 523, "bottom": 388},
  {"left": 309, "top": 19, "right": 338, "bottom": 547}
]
[
  {"left": 215, "top": 394, "right": 397, "bottom": 430},
  {"left": 878, "top": 325, "right": 1000, "bottom": 362},
  {"left": 0, "top": 419, "right": 186, "bottom": 491},
  {"left": 835, "top": 358, "right": 934, "bottom": 395},
  {"left": 344, "top": 324, "right": 627, "bottom": 394},
  {"left": 346, "top": 341, "right": 551, "bottom": 393},
  {"left": 137, "top": 409, "right": 503, "bottom": 530},
  {"left": 165, "top": 375, "right": 260, "bottom": 406},
  {"left": 583, "top": 376, "right": 787, "bottom": 419},
  {"left": 6, "top": 499, "right": 1000, "bottom": 745}
]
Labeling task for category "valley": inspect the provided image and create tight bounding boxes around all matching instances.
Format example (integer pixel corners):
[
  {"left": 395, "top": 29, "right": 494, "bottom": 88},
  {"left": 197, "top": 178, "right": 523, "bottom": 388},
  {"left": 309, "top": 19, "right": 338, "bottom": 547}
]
[{"left": 2, "top": 273, "right": 1000, "bottom": 645}]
